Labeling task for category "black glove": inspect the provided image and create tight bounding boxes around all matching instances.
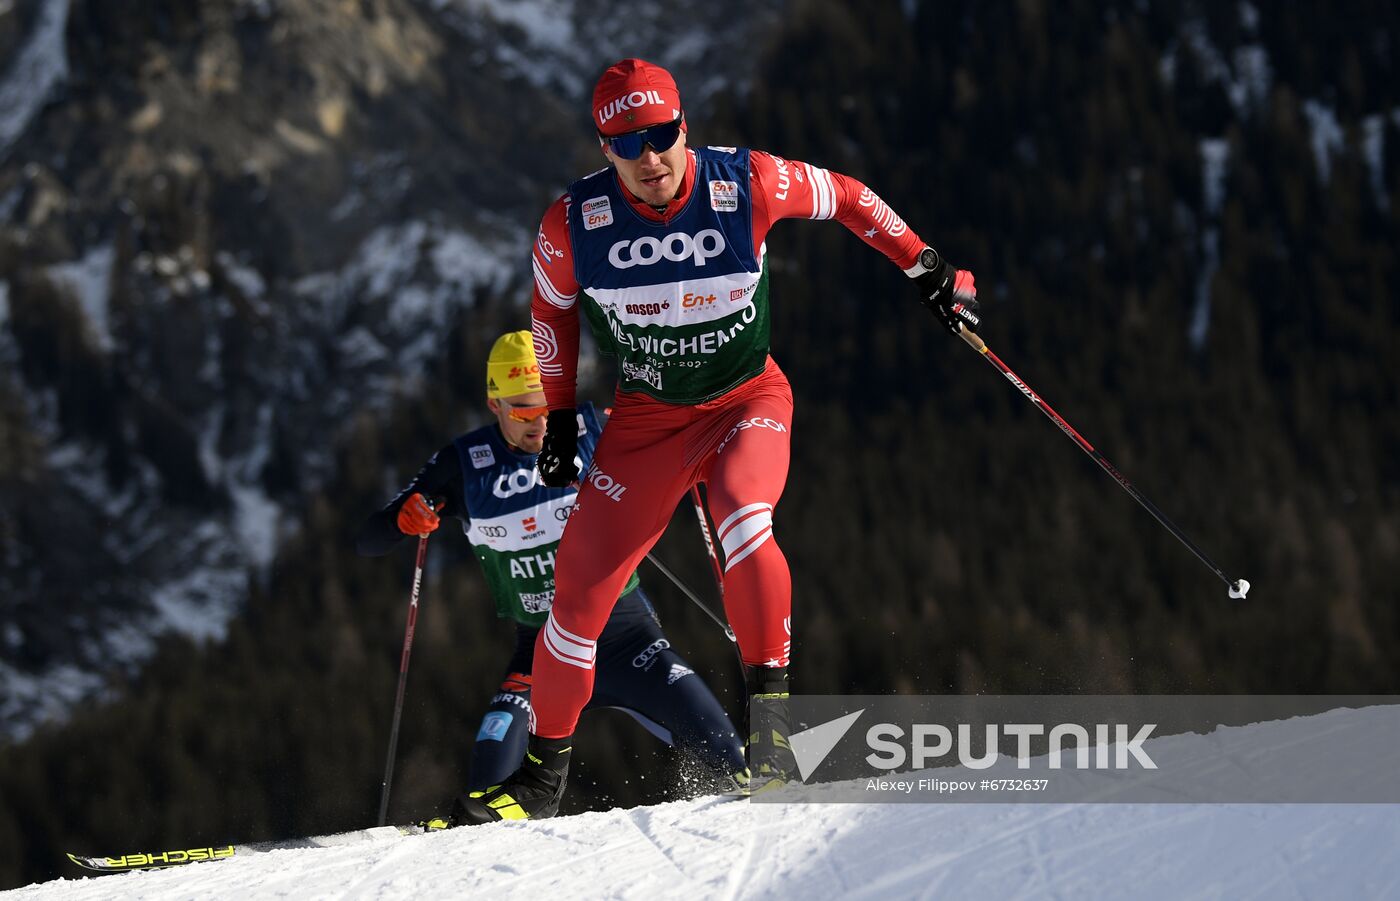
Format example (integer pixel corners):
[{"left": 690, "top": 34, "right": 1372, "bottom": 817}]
[
  {"left": 537, "top": 408, "right": 579, "bottom": 488},
  {"left": 912, "top": 247, "right": 980, "bottom": 335}
]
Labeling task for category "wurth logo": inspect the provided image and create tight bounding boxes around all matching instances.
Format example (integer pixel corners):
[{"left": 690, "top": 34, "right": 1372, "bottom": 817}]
[
  {"left": 522, "top": 517, "right": 537, "bottom": 532},
  {"left": 597, "top": 90, "right": 667, "bottom": 127}
]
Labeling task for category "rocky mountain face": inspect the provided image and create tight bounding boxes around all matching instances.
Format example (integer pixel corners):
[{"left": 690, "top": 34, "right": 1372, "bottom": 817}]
[{"left": 0, "top": 0, "right": 781, "bottom": 739}]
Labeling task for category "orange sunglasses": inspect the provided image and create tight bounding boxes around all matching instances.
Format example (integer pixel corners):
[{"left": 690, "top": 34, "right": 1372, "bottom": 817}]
[{"left": 498, "top": 398, "right": 549, "bottom": 423}]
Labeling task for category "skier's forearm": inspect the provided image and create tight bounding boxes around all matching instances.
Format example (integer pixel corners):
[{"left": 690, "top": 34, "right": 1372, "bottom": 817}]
[
  {"left": 532, "top": 295, "right": 580, "bottom": 410},
  {"left": 750, "top": 151, "right": 926, "bottom": 270},
  {"left": 827, "top": 170, "right": 926, "bottom": 270},
  {"left": 355, "top": 445, "right": 465, "bottom": 556},
  {"left": 532, "top": 195, "right": 582, "bottom": 410}
]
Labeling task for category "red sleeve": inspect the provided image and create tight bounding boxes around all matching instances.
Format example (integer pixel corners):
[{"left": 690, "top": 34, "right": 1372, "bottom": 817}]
[
  {"left": 749, "top": 150, "right": 927, "bottom": 271},
  {"left": 531, "top": 194, "right": 581, "bottom": 410}
]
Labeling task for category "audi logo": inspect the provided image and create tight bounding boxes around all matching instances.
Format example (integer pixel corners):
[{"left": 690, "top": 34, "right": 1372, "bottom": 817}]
[
  {"left": 478, "top": 525, "right": 508, "bottom": 538},
  {"left": 632, "top": 639, "right": 670, "bottom": 669},
  {"left": 554, "top": 506, "right": 575, "bottom": 522}
]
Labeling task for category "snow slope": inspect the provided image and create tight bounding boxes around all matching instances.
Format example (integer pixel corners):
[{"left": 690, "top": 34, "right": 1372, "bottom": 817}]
[
  {"left": 11, "top": 800, "right": 1398, "bottom": 900},
  {"left": 10, "top": 707, "right": 1400, "bottom": 900}
]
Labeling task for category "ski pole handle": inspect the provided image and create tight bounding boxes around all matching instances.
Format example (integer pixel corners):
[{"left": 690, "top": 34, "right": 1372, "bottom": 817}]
[{"left": 957, "top": 326, "right": 987, "bottom": 353}]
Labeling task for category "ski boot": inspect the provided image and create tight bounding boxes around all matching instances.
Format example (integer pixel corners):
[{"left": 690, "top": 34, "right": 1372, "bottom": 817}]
[
  {"left": 745, "top": 665, "right": 798, "bottom": 795},
  {"left": 449, "top": 734, "right": 572, "bottom": 825}
]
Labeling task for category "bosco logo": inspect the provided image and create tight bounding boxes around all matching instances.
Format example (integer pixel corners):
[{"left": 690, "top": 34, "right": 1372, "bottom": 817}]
[
  {"left": 716, "top": 416, "right": 789, "bottom": 455},
  {"left": 536, "top": 229, "right": 564, "bottom": 262},
  {"left": 608, "top": 229, "right": 725, "bottom": 270}
]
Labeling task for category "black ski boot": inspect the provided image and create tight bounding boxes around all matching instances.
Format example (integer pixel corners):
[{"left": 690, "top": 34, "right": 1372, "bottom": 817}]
[
  {"left": 745, "top": 665, "right": 797, "bottom": 794},
  {"left": 449, "top": 734, "right": 572, "bottom": 825}
]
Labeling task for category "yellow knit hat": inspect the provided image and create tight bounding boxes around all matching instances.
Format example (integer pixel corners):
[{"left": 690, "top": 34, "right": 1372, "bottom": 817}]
[{"left": 486, "top": 330, "right": 543, "bottom": 398}]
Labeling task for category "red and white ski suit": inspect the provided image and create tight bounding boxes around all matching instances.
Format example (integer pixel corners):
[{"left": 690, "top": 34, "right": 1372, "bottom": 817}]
[{"left": 529, "top": 147, "right": 927, "bottom": 737}]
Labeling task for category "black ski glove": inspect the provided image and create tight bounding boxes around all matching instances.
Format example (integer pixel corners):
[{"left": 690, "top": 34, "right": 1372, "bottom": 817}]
[
  {"left": 537, "top": 408, "right": 579, "bottom": 488},
  {"left": 912, "top": 246, "right": 980, "bottom": 335}
]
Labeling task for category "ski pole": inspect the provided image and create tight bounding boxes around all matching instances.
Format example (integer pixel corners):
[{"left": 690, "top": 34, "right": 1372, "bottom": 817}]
[
  {"left": 644, "top": 551, "right": 736, "bottom": 644},
  {"left": 954, "top": 327, "right": 1249, "bottom": 600},
  {"left": 377, "top": 526, "right": 432, "bottom": 826},
  {"left": 643, "top": 549, "right": 748, "bottom": 696},
  {"left": 689, "top": 485, "right": 728, "bottom": 599},
  {"left": 685, "top": 483, "right": 751, "bottom": 691}
]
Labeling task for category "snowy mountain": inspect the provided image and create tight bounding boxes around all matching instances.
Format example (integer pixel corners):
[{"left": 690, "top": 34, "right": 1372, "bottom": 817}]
[
  {"left": 0, "top": 0, "right": 781, "bottom": 742},
  {"left": 12, "top": 705, "right": 1400, "bottom": 899}
]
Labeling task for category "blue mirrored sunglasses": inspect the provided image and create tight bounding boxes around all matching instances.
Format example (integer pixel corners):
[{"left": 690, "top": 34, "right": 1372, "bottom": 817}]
[{"left": 602, "top": 115, "right": 683, "bottom": 160}]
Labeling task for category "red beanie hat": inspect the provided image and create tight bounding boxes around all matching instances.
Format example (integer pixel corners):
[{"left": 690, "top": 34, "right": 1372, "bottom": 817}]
[{"left": 592, "top": 59, "right": 683, "bottom": 136}]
